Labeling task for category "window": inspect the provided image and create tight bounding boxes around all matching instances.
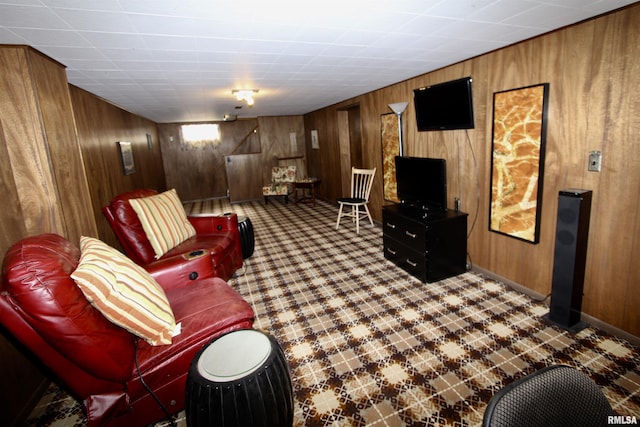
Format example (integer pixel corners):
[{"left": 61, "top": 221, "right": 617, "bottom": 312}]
[{"left": 180, "top": 124, "right": 221, "bottom": 149}]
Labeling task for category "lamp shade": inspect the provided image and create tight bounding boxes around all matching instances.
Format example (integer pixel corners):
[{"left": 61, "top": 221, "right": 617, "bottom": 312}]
[{"left": 388, "top": 102, "right": 409, "bottom": 114}]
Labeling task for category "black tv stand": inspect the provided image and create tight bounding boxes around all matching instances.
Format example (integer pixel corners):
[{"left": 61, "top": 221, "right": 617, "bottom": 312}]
[
  {"left": 383, "top": 204, "right": 467, "bottom": 283},
  {"left": 398, "top": 203, "right": 446, "bottom": 220}
]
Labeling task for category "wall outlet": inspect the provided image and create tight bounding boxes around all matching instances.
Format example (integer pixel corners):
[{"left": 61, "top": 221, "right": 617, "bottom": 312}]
[{"left": 588, "top": 150, "right": 602, "bottom": 172}]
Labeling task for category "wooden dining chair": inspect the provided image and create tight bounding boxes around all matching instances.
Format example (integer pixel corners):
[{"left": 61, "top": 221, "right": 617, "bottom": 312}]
[{"left": 335, "top": 167, "right": 376, "bottom": 234}]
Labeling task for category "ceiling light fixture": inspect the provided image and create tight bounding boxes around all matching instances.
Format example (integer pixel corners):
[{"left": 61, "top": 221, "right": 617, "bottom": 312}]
[{"left": 232, "top": 89, "right": 259, "bottom": 106}]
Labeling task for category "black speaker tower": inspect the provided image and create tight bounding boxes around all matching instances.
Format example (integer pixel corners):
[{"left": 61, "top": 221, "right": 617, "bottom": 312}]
[{"left": 543, "top": 189, "right": 592, "bottom": 333}]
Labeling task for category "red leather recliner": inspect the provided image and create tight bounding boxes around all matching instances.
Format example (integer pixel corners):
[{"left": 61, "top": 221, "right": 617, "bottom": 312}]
[
  {"left": 102, "top": 189, "right": 243, "bottom": 280},
  {"left": 0, "top": 233, "right": 255, "bottom": 427}
]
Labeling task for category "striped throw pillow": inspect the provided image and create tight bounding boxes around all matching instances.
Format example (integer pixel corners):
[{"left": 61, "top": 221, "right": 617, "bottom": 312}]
[
  {"left": 71, "top": 236, "right": 177, "bottom": 346},
  {"left": 128, "top": 189, "right": 196, "bottom": 259}
]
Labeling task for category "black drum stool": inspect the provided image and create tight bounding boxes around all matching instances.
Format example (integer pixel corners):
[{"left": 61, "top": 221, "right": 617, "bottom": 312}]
[
  {"left": 237, "top": 215, "right": 254, "bottom": 259},
  {"left": 185, "top": 329, "right": 293, "bottom": 427}
]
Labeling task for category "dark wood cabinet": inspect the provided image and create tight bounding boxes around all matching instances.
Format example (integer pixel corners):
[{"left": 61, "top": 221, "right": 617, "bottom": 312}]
[{"left": 382, "top": 204, "right": 468, "bottom": 283}]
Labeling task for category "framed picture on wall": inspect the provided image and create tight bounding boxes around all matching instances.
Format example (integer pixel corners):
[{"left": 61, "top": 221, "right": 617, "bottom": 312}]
[
  {"left": 381, "top": 113, "right": 400, "bottom": 202},
  {"left": 311, "top": 129, "right": 319, "bottom": 149},
  {"left": 118, "top": 141, "right": 136, "bottom": 175},
  {"left": 489, "top": 83, "right": 550, "bottom": 243}
]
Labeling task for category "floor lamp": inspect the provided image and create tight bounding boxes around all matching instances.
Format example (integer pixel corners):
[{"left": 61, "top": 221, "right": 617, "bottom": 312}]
[{"left": 388, "top": 102, "right": 408, "bottom": 156}]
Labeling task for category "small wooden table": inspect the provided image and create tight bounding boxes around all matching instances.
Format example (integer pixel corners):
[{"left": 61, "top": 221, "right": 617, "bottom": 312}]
[{"left": 293, "top": 179, "right": 321, "bottom": 206}]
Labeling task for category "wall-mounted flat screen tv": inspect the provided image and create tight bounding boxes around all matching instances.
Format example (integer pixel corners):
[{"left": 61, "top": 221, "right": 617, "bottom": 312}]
[
  {"left": 395, "top": 156, "right": 447, "bottom": 212},
  {"left": 414, "top": 77, "right": 474, "bottom": 131}
]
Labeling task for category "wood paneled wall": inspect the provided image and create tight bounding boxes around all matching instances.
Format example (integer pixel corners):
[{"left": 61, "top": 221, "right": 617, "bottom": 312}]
[
  {"left": 0, "top": 46, "right": 98, "bottom": 426},
  {"left": 304, "top": 4, "right": 640, "bottom": 337},
  {"left": 0, "top": 47, "right": 97, "bottom": 251},
  {"left": 158, "top": 116, "right": 305, "bottom": 202},
  {"left": 257, "top": 116, "right": 307, "bottom": 181},
  {"left": 158, "top": 119, "right": 260, "bottom": 201},
  {"left": 70, "top": 85, "right": 165, "bottom": 249},
  {"left": 304, "top": 107, "right": 349, "bottom": 202}
]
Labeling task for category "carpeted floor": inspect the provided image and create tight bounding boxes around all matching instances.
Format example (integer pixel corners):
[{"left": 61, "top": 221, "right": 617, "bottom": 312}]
[{"left": 26, "top": 198, "right": 640, "bottom": 426}]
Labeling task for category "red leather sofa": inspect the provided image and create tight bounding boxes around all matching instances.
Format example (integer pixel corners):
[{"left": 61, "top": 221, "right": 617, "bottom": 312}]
[
  {"left": 0, "top": 233, "right": 254, "bottom": 426},
  {"left": 102, "top": 189, "right": 243, "bottom": 281}
]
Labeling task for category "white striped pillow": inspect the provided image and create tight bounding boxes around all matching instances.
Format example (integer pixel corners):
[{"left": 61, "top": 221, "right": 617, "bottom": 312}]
[
  {"left": 128, "top": 189, "right": 196, "bottom": 259},
  {"left": 71, "top": 236, "right": 177, "bottom": 346}
]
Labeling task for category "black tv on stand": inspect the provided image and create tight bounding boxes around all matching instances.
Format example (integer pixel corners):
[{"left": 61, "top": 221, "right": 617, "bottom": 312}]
[{"left": 395, "top": 156, "right": 447, "bottom": 218}]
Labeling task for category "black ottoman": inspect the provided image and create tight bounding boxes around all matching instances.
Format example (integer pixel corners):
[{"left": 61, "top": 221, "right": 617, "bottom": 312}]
[
  {"left": 237, "top": 215, "right": 254, "bottom": 259},
  {"left": 185, "top": 329, "right": 293, "bottom": 427}
]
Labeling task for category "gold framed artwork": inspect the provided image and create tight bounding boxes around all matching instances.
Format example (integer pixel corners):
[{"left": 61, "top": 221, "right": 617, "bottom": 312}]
[
  {"left": 118, "top": 141, "right": 136, "bottom": 175},
  {"left": 489, "top": 83, "right": 550, "bottom": 243},
  {"left": 381, "top": 113, "right": 400, "bottom": 202}
]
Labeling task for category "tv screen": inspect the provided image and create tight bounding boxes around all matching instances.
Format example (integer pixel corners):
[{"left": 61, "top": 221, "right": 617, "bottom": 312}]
[
  {"left": 395, "top": 156, "right": 447, "bottom": 211},
  {"left": 414, "top": 77, "right": 474, "bottom": 131}
]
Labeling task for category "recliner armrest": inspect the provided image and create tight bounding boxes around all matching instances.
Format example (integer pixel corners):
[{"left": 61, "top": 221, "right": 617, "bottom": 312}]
[
  {"left": 146, "top": 250, "right": 214, "bottom": 291},
  {"left": 187, "top": 212, "right": 239, "bottom": 235}
]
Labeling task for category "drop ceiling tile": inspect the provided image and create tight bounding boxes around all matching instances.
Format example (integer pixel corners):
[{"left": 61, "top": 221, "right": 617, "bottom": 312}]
[
  {"left": 347, "top": 11, "right": 419, "bottom": 33},
  {"left": 436, "top": 21, "right": 523, "bottom": 42},
  {"left": 428, "top": 0, "right": 505, "bottom": 20},
  {"left": 62, "top": 58, "right": 119, "bottom": 70},
  {"left": 0, "top": 0, "right": 633, "bottom": 121},
  {"left": 137, "top": 35, "right": 201, "bottom": 52},
  {"left": 281, "top": 43, "right": 327, "bottom": 56},
  {"left": 333, "top": 30, "right": 387, "bottom": 46},
  {"left": 553, "top": 0, "right": 632, "bottom": 12},
  {"left": 8, "top": 28, "right": 90, "bottom": 47},
  {"left": 35, "top": 45, "right": 106, "bottom": 61},
  {"left": 95, "top": 47, "right": 153, "bottom": 61},
  {"left": 80, "top": 32, "right": 148, "bottom": 49},
  {"left": 396, "top": 14, "right": 458, "bottom": 35},
  {"left": 43, "top": 0, "right": 126, "bottom": 12},
  {"left": 492, "top": 26, "right": 546, "bottom": 43},
  {"left": 466, "top": 0, "right": 541, "bottom": 22},
  {"left": 52, "top": 8, "right": 136, "bottom": 33},
  {"left": 288, "top": 26, "right": 344, "bottom": 44},
  {"left": 0, "top": 4, "right": 67, "bottom": 29},
  {"left": 369, "top": 32, "right": 433, "bottom": 50},
  {"left": 147, "top": 50, "right": 202, "bottom": 62},
  {"left": 0, "top": 27, "right": 28, "bottom": 44},
  {"left": 502, "top": 4, "right": 588, "bottom": 29}
]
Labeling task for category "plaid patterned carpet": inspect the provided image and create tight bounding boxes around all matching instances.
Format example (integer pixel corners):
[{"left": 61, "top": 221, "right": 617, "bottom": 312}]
[{"left": 27, "top": 198, "right": 640, "bottom": 426}]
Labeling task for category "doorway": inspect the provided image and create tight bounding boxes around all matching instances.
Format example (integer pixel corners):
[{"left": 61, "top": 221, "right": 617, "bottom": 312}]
[{"left": 337, "top": 105, "right": 362, "bottom": 196}]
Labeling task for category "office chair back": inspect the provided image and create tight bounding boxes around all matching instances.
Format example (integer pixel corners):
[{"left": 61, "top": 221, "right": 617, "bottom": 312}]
[{"left": 483, "top": 365, "right": 614, "bottom": 427}]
